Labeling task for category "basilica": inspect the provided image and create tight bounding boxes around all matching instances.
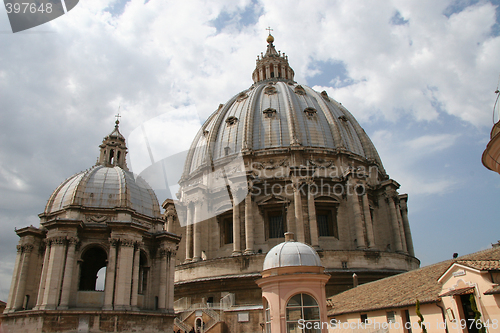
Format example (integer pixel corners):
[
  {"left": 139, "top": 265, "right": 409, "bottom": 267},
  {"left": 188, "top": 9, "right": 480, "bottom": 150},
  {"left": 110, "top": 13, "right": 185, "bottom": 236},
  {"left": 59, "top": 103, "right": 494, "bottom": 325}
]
[{"left": 1, "top": 34, "right": 419, "bottom": 333}]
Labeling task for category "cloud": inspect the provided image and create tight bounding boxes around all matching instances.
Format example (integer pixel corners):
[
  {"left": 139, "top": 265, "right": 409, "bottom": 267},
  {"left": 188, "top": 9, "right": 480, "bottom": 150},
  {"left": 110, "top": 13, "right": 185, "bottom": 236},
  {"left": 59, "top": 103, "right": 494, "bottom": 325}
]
[{"left": 0, "top": 0, "right": 499, "bottom": 300}]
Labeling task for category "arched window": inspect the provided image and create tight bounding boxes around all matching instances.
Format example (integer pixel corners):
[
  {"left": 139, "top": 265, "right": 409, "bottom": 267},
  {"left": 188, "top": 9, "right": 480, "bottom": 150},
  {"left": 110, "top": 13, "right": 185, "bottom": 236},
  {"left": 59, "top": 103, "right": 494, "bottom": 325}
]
[
  {"left": 264, "top": 298, "right": 271, "bottom": 333},
  {"left": 286, "top": 293, "right": 320, "bottom": 333},
  {"left": 138, "top": 251, "right": 148, "bottom": 295},
  {"left": 79, "top": 246, "right": 107, "bottom": 291}
]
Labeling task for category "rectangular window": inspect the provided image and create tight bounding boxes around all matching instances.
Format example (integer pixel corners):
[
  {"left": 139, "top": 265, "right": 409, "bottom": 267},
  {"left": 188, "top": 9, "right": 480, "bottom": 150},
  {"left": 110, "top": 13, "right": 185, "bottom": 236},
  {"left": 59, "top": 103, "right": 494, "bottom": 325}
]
[
  {"left": 316, "top": 207, "right": 338, "bottom": 237},
  {"left": 220, "top": 216, "right": 233, "bottom": 245},
  {"left": 386, "top": 311, "right": 396, "bottom": 323},
  {"left": 360, "top": 314, "right": 368, "bottom": 323},
  {"left": 268, "top": 211, "right": 284, "bottom": 239}
]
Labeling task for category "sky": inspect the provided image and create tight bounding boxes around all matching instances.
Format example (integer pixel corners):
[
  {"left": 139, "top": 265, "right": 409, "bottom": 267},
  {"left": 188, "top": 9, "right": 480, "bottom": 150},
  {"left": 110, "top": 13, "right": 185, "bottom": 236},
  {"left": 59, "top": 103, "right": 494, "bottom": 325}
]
[{"left": 1, "top": 0, "right": 500, "bottom": 301}]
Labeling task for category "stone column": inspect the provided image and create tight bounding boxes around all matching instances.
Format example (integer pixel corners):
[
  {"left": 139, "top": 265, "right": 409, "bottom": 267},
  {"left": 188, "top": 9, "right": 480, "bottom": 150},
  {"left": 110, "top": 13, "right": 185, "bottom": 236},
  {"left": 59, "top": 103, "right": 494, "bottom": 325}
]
[
  {"left": 193, "top": 203, "right": 201, "bottom": 261},
  {"left": 13, "top": 244, "right": 34, "bottom": 310},
  {"left": 350, "top": 182, "right": 366, "bottom": 249},
  {"left": 5, "top": 245, "right": 24, "bottom": 312},
  {"left": 34, "top": 240, "right": 51, "bottom": 309},
  {"left": 184, "top": 204, "right": 193, "bottom": 263},
  {"left": 158, "top": 247, "right": 167, "bottom": 312},
  {"left": 307, "top": 182, "right": 319, "bottom": 248},
  {"left": 166, "top": 214, "right": 174, "bottom": 233},
  {"left": 41, "top": 237, "right": 66, "bottom": 310},
  {"left": 400, "top": 198, "right": 415, "bottom": 256},
  {"left": 396, "top": 204, "right": 408, "bottom": 253},
  {"left": 114, "top": 238, "right": 135, "bottom": 310},
  {"left": 103, "top": 238, "right": 118, "bottom": 310},
  {"left": 232, "top": 199, "right": 241, "bottom": 256},
  {"left": 388, "top": 196, "right": 403, "bottom": 252},
  {"left": 59, "top": 237, "right": 79, "bottom": 309},
  {"left": 293, "top": 181, "right": 305, "bottom": 243},
  {"left": 362, "top": 194, "right": 376, "bottom": 249},
  {"left": 244, "top": 192, "right": 254, "bottom": 254},
  {"left": 167, "top": 250, "right": 176, "bottom": 309},
  {"left": 130, "top": 243, "right": 141, "bottom": 309}
]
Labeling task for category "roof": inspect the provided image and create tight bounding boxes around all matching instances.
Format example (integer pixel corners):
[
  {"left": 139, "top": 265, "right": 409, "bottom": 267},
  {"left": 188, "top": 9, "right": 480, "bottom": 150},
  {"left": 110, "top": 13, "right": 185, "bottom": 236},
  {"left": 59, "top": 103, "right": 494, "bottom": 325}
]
[
  {"left": 454, "top": 260, "right": 500, "bottom": 271},
  {"left": 263, "top": 240, "right": 322, "bottom": 270},
  {"left": 181, "top": 40, "right": 386, "bottom": 181},
  {"left": 327, "top": 246, "right": 500, "bottom": 316},
  {"left": 484, "top": 285, "right": 500, "bottom": 295}
]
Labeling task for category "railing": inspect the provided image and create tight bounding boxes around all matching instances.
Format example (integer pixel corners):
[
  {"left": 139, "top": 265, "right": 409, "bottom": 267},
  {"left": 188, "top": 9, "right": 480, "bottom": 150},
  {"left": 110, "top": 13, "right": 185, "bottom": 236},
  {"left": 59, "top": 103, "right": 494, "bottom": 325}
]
[{"left": 174, "top": 317, "right": 191, "bottom": 332}]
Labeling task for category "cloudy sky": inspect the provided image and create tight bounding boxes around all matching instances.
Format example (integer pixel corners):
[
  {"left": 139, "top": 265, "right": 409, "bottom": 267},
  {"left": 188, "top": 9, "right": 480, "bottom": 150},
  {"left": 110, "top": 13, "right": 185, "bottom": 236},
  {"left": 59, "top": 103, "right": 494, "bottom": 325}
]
[{"left": 1, "top": 0, "right": 500, "bottom": 301}]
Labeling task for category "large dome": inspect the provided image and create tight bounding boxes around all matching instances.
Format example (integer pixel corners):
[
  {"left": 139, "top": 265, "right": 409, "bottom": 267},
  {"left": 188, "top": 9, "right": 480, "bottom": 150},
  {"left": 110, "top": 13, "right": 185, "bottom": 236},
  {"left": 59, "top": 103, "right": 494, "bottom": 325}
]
[
  {"left": 182, "top": 41, "right": 385, "bottom": 179},
  {"left": 45, "top": 165, "right": 161, "bottom": 218}
]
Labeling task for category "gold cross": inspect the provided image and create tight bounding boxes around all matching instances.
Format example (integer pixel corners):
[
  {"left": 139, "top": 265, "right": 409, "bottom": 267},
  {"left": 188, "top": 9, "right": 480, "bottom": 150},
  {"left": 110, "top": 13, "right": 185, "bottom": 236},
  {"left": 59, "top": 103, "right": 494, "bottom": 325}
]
[{"left": 266, "top": 26, "right": 273, "bottom": 35}]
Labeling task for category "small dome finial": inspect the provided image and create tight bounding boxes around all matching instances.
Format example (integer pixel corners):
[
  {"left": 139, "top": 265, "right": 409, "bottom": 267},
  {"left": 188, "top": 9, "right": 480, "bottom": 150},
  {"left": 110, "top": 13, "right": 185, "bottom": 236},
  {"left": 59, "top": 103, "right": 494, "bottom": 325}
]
[
  {"left": 266, "top": 26, "right": 274, "bottom": 43},
  {"left": 115, "top": 111, "right": 121, "bottom": 127}
]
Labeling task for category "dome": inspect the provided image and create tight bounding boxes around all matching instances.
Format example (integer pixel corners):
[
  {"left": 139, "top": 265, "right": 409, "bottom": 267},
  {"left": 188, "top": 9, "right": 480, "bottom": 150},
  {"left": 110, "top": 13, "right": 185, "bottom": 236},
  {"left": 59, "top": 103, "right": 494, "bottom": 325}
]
[
  {"left": 182, "top": 39, "right": 385, "bottom": 179},
  {"left": 44, "top": 121, "right": 161, "bottom": 218},
  {"left": 44, "top": 165, "right": 161, "bottom": 218},
  {"left": 263, "top": 239, "right": 322, "bottom": 270}
]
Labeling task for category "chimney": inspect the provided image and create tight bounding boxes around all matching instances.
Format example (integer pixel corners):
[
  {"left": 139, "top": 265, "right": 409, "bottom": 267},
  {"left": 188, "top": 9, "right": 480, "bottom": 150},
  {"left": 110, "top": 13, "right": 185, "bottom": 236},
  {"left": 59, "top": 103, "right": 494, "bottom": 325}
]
[{"left": 353, "top": 273, "right": 358, "bottom": 287}]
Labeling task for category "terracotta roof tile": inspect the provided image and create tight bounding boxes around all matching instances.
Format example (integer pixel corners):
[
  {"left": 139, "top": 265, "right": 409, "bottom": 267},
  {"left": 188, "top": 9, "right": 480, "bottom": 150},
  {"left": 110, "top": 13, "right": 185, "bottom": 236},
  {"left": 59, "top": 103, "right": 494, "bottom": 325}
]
[
  {"left": 327, "top": 246, "right": 500, "bottom": 316},
  {"left": 455, "top": 260, "right": 500, "bottom": 271}
]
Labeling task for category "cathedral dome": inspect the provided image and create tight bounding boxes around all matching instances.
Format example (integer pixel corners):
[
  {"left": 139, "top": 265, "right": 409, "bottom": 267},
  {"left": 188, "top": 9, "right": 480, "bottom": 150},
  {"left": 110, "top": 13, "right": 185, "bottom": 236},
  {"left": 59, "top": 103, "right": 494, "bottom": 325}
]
[
  {"left": 44, "top": 121, "right": 161, "bottom": 218},
  {"left": 182, "top": 37, "right": 385, "bottom": 179},
  {"left": 263, "top": 238, "right": 322, "bottom": 270},
  {"left": 44, "top": 165, "right": 161, "bottom": 217}
]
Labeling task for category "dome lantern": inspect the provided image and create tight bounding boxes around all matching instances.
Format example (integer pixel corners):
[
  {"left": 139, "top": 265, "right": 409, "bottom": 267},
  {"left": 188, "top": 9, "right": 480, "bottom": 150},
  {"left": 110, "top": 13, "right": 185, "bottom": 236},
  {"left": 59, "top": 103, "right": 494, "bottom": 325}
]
[
  {"left": 252, "top": 32, "right": 294, "bottom": 83},
  {"left": 97, "top": 115, "right": 128, "bottom": 170}
]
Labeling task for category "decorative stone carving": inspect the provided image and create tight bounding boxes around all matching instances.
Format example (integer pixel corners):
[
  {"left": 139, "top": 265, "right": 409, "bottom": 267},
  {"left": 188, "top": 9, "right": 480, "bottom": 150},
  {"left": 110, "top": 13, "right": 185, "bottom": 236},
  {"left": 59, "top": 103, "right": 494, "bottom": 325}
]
[
  {"left": 308, "top": 159, "right": 334, "bottom": 169},
  {"left": 86, "top": 215, "right": 108, "bottom": 223},
  {"left": 49, "top": 236, "right": 66, "bottom": 245},
  {"left": 304, "top": 107, "right": 317, "bottom": 117},
  {"left": 252, "top": 159, "right": 288, "bottom": 170},
  {"left": 121, "top": 239, "right": 135, "bottom": 247},
  {"left": 264, "top": 86, "right": 277, "bottom": 95},
  {"left": 294, "top": 85, "right": 306, "bottom": 95},
  {"left": 22, "top": 244, "right": 34, "bottom": 253},
  {"left": 237, "top": 92, "right": 248, "bottom": 102},
  {"left": 263, "top": 108, "right": 277, "bottom": 118},
  {"left": 226, "top": 116, "right": 238, "bottom": 126},
  {"left": 321, "top": 90, "right": 330, "bottom": 101}
]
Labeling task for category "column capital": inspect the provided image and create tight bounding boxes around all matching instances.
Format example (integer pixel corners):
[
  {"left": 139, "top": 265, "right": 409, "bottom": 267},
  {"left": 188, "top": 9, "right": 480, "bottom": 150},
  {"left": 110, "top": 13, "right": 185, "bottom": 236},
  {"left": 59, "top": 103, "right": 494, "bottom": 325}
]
[
  {"left": 16, "top": 245, "right": 23, "bottom": 253},
  {"left": 67, "top": 237, "right": 79, "bottom": 246},
  {"left": 109, "top": 237, "right": 119, "bottom": 247},
  {"left": 120, "top": 239, "right": 135, "bottom": 247},
  {"left": 23, "top": 244, "right": 35, "bottom": 253},
  {"left": 47, "top": 236, "right": 66, "bottom": 245}
]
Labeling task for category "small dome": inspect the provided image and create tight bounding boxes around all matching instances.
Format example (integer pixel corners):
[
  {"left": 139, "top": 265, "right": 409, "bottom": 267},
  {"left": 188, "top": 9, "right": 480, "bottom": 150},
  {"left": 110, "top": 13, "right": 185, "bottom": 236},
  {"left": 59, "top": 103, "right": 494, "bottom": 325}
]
[
  {"left": 45, "top": 165, "right": 161, "bottom": 218},
  {"left": 263, "top": 240, "right": 322, "bottom": 270}
]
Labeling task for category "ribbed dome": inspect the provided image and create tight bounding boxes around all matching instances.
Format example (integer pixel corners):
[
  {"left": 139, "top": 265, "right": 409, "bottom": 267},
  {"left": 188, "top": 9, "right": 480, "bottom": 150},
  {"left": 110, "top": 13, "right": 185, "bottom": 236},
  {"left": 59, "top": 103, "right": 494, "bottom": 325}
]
[
  {"left": 263, "top": 240, "right": 322, "bottom": 270},
  {"left": 45, "top": 164, "right": 161, "bottom": 218},
  {"left": 182, "top": 78, "right": 385, "bottom": 178}
]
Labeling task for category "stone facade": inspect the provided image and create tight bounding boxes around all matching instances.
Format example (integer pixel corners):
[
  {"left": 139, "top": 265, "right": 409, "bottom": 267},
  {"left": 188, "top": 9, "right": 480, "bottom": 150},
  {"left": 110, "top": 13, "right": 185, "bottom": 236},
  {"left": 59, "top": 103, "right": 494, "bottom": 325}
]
[
  {"left": 170, "top": 35, "right": 419, "bottom": 332},
  {"left": 1, "top": 122, "right": 180, "bottom": 333}
]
